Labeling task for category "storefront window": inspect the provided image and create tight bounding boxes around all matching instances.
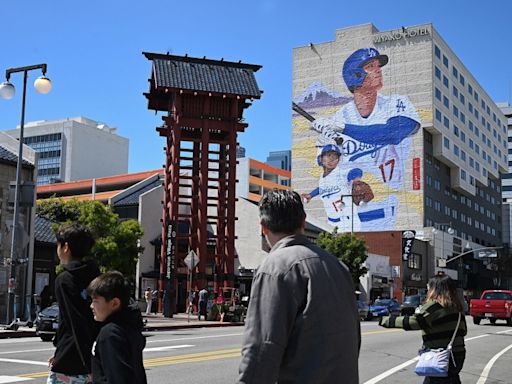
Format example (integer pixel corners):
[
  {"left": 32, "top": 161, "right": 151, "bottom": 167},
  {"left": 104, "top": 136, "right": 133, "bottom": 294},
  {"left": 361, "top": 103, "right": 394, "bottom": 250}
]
[{"left": 407, "top": 253, "right": 422, "bottom": 269}]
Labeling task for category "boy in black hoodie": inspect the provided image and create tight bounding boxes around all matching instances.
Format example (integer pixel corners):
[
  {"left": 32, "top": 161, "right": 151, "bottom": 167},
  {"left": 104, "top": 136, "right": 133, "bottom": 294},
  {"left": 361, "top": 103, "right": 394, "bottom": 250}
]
[
  {"left": 48, "top": 223, "right": 100, "bottom": 384},
  {"left": 88, "top": 271, "right": 147, "bottom": 384}
]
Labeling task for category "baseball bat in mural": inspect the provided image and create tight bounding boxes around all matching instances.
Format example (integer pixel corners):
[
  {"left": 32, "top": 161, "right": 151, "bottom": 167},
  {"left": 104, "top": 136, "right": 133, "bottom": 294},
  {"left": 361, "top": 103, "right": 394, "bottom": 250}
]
[{"left": 292, "top": 102, "right": 344, "bottom": 146}]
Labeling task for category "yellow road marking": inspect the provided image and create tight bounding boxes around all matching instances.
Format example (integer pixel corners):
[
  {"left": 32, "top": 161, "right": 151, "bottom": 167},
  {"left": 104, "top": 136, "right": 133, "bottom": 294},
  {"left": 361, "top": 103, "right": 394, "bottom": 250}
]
[
  {"left": 17, "top": 331, "right": 399, "bottom": 378},
  {"left": 362, "top": 329, "right": 401, "bottom": 336}
]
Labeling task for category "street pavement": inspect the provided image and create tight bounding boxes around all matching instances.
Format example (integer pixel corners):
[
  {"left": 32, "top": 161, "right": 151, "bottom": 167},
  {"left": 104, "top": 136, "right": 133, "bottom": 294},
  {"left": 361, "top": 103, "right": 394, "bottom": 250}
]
[{"left": 0, "top": 316, "right": 511, "bottom": 383}]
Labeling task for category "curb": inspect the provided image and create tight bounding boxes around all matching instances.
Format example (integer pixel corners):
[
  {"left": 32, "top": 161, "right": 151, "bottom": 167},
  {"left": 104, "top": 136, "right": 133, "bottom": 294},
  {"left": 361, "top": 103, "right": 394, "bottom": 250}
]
[
  {"left": 0, "top": 330, "right": 37, "bottom": 339},
  {"left": 0, "top": 322, "right": 245, "bottom": 339}
]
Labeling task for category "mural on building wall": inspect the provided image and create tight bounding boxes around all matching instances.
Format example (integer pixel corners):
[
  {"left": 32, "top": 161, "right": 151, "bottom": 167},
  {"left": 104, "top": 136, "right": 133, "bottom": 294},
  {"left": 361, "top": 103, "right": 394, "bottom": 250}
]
[{"left": 293, "top": 47, "right": 422, "bottom": 232}]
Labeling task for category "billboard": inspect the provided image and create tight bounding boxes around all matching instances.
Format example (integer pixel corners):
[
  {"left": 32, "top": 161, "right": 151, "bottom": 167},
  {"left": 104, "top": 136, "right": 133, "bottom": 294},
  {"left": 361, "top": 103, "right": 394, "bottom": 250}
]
[{"left": 293, "top": 38, "right": 430, "bottom": 233}]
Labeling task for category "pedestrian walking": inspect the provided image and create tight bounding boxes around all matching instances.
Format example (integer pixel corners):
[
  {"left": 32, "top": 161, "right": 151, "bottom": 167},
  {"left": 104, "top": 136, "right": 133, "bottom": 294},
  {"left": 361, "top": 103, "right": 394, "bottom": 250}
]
[
  {"left": 198, "top": 287, "right": 208, "bottom": 320},
  {"left": 379, "top": 273, "right": 467, "bottom": 383},
  {"left": 88, "top": 271, "right": 147, "bottom": 384},
  {"left": 144, "top": 287, "right": 152, "bottom": 315},
  {"left": 47, "top": 223, "right": 100, "bottom": 384},
  {"left": 237, "top": 189, "right": 360, "bottom": 384}
]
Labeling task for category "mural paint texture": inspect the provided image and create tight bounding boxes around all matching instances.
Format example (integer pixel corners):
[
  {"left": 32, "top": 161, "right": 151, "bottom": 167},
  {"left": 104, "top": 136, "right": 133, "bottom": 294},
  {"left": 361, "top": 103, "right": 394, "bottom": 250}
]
[{"left": 293, "top": 47, "right": 422, "bottom": 232}]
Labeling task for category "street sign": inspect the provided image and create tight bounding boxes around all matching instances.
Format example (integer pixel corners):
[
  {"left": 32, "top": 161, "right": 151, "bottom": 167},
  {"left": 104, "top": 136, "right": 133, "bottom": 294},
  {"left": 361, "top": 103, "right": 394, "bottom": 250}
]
[
  {"left": 183, "top": 250, "right": 199, "bottom": 270},
  {"left": 478, "top": 250, "right": 498, "bottom": 258}
]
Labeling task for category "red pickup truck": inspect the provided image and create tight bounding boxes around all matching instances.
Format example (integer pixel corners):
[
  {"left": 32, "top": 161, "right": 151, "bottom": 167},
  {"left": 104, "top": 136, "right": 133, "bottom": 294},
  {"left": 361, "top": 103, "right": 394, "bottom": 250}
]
[{"left": 469, "top": 290, "right": 512, "bottom": 325}]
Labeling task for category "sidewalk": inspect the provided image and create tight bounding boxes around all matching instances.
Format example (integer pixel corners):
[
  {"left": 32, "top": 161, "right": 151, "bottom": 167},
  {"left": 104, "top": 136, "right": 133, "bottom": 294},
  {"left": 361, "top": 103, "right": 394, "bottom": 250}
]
[{"left": 0, "top": 313, "right": 244, "bottom": 339}]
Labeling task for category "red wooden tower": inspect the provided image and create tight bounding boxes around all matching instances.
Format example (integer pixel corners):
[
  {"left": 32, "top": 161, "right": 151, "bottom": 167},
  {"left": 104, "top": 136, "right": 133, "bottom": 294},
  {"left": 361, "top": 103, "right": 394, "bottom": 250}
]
[{"left": 144, "top": 52, "right": 261, "bottom": 315}]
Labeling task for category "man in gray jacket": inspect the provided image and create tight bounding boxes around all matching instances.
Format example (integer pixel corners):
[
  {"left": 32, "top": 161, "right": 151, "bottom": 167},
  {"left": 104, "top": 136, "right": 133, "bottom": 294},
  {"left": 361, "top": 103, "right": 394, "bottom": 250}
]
[{"left": 238, "top": 189, "right": 360, "bottom": 384}]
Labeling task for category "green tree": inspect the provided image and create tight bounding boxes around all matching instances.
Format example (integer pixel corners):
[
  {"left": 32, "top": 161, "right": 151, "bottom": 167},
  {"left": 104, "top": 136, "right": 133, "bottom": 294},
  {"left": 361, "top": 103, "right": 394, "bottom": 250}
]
[
  {"left": 37, "top": 198, "right": 144, "bottom": 276},
  {"left": 316, "top": 228, "right": 368, "bottom": 286}
]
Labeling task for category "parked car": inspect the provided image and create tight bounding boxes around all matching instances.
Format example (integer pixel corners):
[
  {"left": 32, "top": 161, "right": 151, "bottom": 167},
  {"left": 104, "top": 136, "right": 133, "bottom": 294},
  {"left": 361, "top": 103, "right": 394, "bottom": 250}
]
[
  {"left": 368, "top": 298, "right": 400, "bottom": 319},
  {"left": 357, "top": 300, "right": 369, "bottom": 321},
  {"left": 35, "top": 303, "right": 59, "bottom": 341},
  {"left": 470, "top": 290, "right": 512, "bottom": 325},
  {"left": 400, "top": 294, "right": 426, "bottom": 315}
]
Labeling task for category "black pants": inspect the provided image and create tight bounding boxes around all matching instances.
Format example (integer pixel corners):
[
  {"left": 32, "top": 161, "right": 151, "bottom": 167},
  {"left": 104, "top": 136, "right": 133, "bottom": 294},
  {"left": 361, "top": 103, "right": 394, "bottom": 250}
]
[
  {"left": 199, "top": 301, "right": 207, "bottom": 320},
  {"left": 423, "top": 351, "right": 465, "bottom": 384}
]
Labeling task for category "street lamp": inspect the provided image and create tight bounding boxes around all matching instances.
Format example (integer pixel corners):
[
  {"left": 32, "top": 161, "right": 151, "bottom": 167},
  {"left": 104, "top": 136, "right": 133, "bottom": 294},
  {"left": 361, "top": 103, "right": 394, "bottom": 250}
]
[{"left": 1, "top": 64, "right": 52, "bottom": 326}]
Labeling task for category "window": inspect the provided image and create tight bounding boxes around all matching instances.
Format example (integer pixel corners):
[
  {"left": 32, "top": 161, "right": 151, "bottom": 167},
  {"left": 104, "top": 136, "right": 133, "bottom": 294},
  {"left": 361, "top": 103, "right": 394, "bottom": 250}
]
[
  {"left": 426, "top": 196, "right": 433, "bottom": 206},
  {"left": 459, "top": 93, "right": 465, "bottom": 105},
  {"left": 460, "top": 131, "right": 466, "bottom": 142},
  {"left": 452, "top": 86, "right": 458, "bottom": 97},
  {"left": 445, "top": 206, "right": 451, "bottom": 216},
  {"left": 469, "top": 103, "right": 473, "bottom": 113},
  {"left": 443, "top": 96, "right": 449, "bottom": 108},
  {"left": 443, "top": 75, "right": 449, "bottom": 88},
  {"left": 434, "top": 180, "right": 441, "bottom": 190},
  {"left": 460, "top": 150, "right": 466, "bottom": 161},
  {"left": 469, "top": 139, "right": 474, "bottom": 149},
  {"left": 426, "top": 175, "right": 432, "bottom": 186},
  {"left": 443, "top": 55, "right": 449, "bottom": 68},
  {"left": 474, "top": 91, "right": 479, "bottom": 102},
  {"left": 454, "top": 145, "right": 459, "bottom": 157},
  {"left": 454, "top": 125, "right": 459, "bottom": 137},
  {"left": 435, "top": 87, "right": 442, "bottom": 101},
  {"left": 408, "top": 253, "right": 422, "bottom": 270},
  {"left": 468, "top": 84, "right": 473, "bottom": 95},
  {"left": 435, "top": 45, "right": 441, "bottom": 59},
  {"left": 444, "top": 116, "right": 450, "bottom": 129},
  {"left": 444, "top": 137, "right": 450, "bottom": 149},
  {"left": 435, "top": 66, "right": 441, "bottom": 79},
  {"left": 452, "top": 66, "right": 458, "bottom": 78},
  {"left": 434, "top": 201, "right": 441, "bottom": 211},
  {"left": 461, "top": 169, "right": 466, "bottom": 180},
  {"left": 435, "top": 109, "right": 442, "bottom": 122},
  {"left": 453, "top": 105, "right": 459, "bottom": 117}
]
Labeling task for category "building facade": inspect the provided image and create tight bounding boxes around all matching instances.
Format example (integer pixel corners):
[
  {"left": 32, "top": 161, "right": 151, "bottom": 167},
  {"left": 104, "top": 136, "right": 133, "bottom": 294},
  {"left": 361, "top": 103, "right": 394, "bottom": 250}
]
[
  {"left": 236, "top": 157, "right": 291, "bottom": 202},
  {"left": 292, "top": 23, "right": 507, "bottom": 243},
  {"left": 499, "top": 103, "right": 512, "bottom": 245},
  {"left": 5, "top": 117, "right": 129, "bottom": 185},
  {"left": 0, "top": 132, "right": 37, "bottom": 322},
  {"left": 292, "top": 23, "right": 507, "bottom": 299}
]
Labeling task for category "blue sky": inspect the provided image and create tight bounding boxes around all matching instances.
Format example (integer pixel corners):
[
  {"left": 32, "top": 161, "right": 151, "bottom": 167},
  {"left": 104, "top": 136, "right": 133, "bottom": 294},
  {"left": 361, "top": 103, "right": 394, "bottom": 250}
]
[{"left": 1, "top": 0, "right": 511, "bottom": 173}]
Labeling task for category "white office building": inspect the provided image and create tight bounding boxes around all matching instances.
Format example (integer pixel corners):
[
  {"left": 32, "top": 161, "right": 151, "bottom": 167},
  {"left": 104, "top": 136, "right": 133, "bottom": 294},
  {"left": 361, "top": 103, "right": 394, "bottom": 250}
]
[
  {"left": 499, "top": 103, "right": 512, "bottom": 245},
  {"left": 5, "top": 117, "right": 129, "bottom": 185}
]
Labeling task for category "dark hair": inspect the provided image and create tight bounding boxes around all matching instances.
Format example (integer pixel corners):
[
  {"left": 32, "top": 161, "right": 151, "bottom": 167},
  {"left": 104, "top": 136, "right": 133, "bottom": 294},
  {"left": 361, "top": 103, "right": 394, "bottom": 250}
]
[
  {"left": 55, "top": 223, "right": 95, "bottom": 259},
  {"left": 87, "top": 271, "right": 130, "bottom": 309},
  {"left": 426, "top": 274, "right": 464, "bottom": 312},
  {"left": 259, "top": 189, "right": 306, "bottom": 234}
]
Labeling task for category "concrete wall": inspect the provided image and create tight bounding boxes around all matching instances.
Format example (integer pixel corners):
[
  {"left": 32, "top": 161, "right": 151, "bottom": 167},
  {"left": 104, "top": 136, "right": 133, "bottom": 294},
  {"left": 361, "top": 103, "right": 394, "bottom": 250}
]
[
  {"left": 67, "top": 120, "right": 128, "bottom": 181},
  {"left": 234, "top": 198, "right": 268, "bottom": 270},
  {"left": 136, "top": 185, "right": 164, "bottom": 298}
]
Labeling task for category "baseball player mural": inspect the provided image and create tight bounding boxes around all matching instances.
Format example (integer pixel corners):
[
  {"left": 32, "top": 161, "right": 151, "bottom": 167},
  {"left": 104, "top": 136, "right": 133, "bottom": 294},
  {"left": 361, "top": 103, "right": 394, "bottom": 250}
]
[{"left": 293, "top": 47, "right": 421, "bottom": 232}]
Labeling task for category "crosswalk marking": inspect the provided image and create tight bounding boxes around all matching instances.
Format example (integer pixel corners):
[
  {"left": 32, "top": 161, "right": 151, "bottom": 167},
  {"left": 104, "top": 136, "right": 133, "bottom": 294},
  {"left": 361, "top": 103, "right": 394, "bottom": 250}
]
[{"left": 0, "top": 376, "right": 31, "bottom": 383}]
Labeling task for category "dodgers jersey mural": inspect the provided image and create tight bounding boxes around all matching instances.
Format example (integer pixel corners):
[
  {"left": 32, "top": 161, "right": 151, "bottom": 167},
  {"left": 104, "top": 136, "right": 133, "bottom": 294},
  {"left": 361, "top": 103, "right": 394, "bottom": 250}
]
[{"left": 293, "top": 47, "right": 422, "bottom": 232}]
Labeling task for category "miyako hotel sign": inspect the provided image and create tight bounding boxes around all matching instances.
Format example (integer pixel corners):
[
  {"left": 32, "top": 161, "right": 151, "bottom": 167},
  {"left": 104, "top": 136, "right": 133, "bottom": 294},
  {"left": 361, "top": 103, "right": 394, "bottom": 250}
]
[{"left": 373, "top": 26, "right": 431, "bottom": 44}]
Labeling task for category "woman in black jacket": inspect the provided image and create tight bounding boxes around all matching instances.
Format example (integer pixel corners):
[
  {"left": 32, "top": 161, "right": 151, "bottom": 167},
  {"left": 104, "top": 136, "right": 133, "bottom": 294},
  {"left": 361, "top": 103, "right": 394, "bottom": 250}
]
[{"left": 380, "top": 274, "right": 467, "bottom": 384}]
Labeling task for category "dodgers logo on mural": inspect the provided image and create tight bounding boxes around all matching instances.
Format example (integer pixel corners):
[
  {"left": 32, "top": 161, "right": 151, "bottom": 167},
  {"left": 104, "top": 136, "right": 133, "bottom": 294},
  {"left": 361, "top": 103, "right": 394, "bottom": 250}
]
[{"left": 293, "top": 47, "right": 421, "bottom": 232}]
